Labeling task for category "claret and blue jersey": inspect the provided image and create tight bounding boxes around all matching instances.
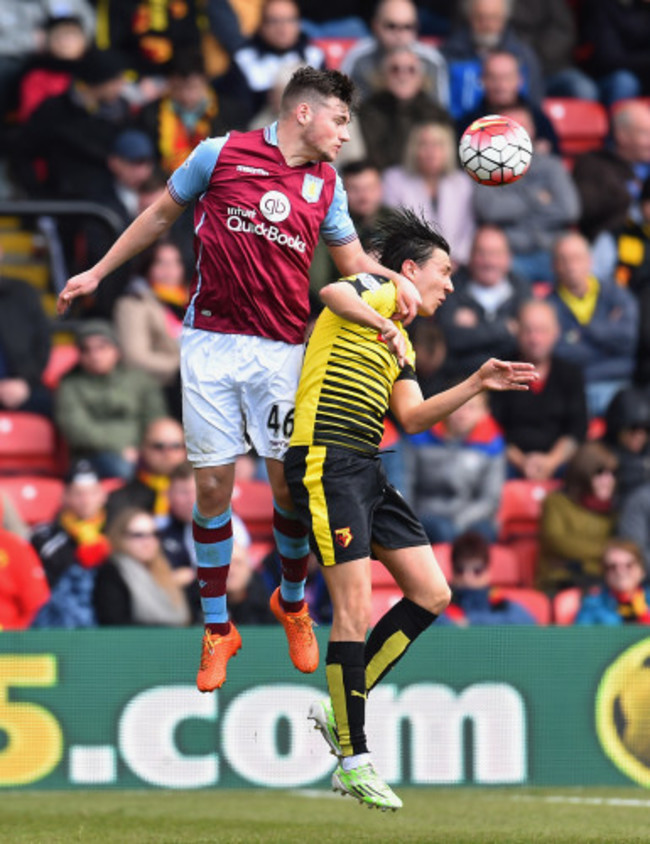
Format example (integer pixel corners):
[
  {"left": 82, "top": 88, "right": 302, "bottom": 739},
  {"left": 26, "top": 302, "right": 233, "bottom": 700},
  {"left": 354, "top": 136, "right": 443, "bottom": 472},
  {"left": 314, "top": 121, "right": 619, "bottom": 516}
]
[{"left": 167, "top": 123, "right": 357, "bottom": 345}]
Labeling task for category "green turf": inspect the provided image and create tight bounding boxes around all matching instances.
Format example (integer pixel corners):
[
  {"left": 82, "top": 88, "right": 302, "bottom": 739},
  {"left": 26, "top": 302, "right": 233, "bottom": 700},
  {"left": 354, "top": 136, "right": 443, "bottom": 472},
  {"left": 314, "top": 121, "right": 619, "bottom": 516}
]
[{"left": 2, "top": 787, "right": 650, "bottom": 844}]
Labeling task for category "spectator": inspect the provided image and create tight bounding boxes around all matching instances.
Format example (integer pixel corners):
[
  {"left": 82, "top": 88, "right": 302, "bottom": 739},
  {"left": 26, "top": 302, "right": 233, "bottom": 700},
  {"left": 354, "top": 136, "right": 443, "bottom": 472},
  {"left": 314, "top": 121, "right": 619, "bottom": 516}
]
[
  {"left": 310, "top": 159, "right": 391, "bottom": 294},
  {"left": 405, "top": 389, "right": 505, "bottom": 543},
  {"left": 510, "top": 0, "right": 598, "bottom": 100},
  {"left": 80, "top": 129, "right": 157, "bottom": 311},
  {"left": 618, "top": 481, "right": 650, "bottom": 574},
  {"left": 93, "top": 507, "right": 191, "bottom": 626},
  {"left": 409, "top": 317, "right": 448, "bottom": 398},
  {"left": 55, "top": 320, "right": 167, "bottom": 480},
  {"left": 473, "top": 104, "right": 581, "bottom": 283},
  {"left": 574, "top": 539, "right": 650, "bottom": 625},
  {"left": 0, "top": 245, "right": 53, "bottom": 417},
  {"left": 113, "top": 241, "right": 184, "bottom": 419},
  {"left": 106, "top": 417, "right": 187, "bottom": 525},
  {"left": 581, "top": 0, "right": 650, "bottom": 107},
  {"left": 490, "top": 299, "right": 587, "bottom": 480},
  {"left": 17, "top": 12, "right": 90, "bottom": 123},
  {"left": 603, "top": 385, "right": 650, "bottom": 504},
  {"left": 549, "top": 232, "right": 639, "bottom": 418},
  {"left": 341, "top": 0, "right": 449, "bottom": 105},
  {"left": 138, "top": 48, "right": 247, "bottom": 177},
  {"left": 436, "top": 530, "right": 537, "bottom": 626},
  {"left": 382, "top": 120, "right": 476, "bottom": 266},
  {"left": 31, "top": 461, "right": 110, "bottom": 629},
  {"left": 32, "top": 460, "right": 110, "bottom": 588},
  {"left": 298, "top": 0, "right": 372, "bottom": 39},
  {"left": 0, "top": 528, "right": 50, "bottom": 631},
  {"left": 156, "top": 461, "right": 255, "bottom": 623},
  {"left": 227, "top": 539, "right": 276, "bottom": 625},
  {"left": 573, "top": 100, "right": 650, "bottom": 242},
  {"left": 537, "top": 441, "right": 618, "bottom": 593},
  {"left": 456, "top": 49, "right": 560, "bottom": 155},
  {"left": 358, "top": 45, "right": 451, "bottom": 172},
  {"left": 435, "top": 225, "right": 530, "bottom": 378},
  {"left": 442, "top": 0, "right": 544, "bottom": 119},
  {"left": 16, "top": 48, "right": 130, "bottom": 202},
  {"left": 227, "top": 0, "right": 325, "bottom": 122},
  {"left": 0, "top": 0, "right": 94, "bottom": 120}
]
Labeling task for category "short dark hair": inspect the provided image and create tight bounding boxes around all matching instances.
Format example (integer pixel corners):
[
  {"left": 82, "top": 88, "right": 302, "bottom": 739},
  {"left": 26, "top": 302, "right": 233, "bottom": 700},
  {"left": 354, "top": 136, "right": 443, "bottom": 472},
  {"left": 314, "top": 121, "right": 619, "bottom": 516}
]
[
  {"left": 340, "top": 159, "right": 380, "bottom": 179},
  {"left": 168, "top": 47, "right": 206, "bottom": 79},
  {"left": 170, "top": 460, "right": 194, "bottom": 482},
  {"left": 451, "top": 530, "right": 490, "bottom": 573},
  {"left": 280, "top": 66, "right": 356, "bottom": 113},
  {"left": 370, "top": 208, "right": 450, "bottom": 273}
]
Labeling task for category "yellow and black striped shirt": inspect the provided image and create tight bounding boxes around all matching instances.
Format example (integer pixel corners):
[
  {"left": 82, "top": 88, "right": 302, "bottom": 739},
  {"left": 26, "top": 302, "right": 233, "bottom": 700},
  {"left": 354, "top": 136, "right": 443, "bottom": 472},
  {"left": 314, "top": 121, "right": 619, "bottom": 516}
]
[{"left": 291, "top": 274, "right": 416, "bottom": 454}]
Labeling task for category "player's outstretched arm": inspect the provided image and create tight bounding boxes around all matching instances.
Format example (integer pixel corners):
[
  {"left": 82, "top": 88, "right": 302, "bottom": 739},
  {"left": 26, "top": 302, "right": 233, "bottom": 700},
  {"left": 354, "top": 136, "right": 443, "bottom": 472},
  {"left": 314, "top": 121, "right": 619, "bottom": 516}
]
[
  {"left": 391, "top": 358, "right": 538, "bottom": 435},
  {"left": 327, "top": 239, "right": 421, "bottom": 325},
  {"left": 56, "top": 190, "right": 186, "bottom": 314},
  {"left": 320, "top": 279, "right": 407, "bottom": 366}
]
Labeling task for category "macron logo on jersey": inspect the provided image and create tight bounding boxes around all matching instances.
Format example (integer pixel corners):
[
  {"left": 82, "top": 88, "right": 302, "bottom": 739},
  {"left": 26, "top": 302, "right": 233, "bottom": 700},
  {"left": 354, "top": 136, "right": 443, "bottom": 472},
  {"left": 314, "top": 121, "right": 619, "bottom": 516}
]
[{"left": 236, "top": 165, "right": 270, "bottom": 176}]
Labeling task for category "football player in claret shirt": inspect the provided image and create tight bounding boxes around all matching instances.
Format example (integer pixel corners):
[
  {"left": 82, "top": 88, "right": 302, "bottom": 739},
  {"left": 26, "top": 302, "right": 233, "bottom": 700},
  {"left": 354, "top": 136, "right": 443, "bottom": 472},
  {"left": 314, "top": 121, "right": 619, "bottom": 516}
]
[
  {"left": 57, "top": 67, "right": 421, "bottom": 691},
  {"left": 284, "top": 208, "right": 537, "bottom": 810}
]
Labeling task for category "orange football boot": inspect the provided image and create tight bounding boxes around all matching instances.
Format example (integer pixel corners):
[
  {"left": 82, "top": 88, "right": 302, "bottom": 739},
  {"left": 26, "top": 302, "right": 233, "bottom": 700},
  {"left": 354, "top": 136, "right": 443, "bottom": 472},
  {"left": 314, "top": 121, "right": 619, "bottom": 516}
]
[
  {"left": 270, "top": 587, "right": 319, "bottom": 673},
  {"left": 196, "top": 624, "right": 242, "bottom": 692}
]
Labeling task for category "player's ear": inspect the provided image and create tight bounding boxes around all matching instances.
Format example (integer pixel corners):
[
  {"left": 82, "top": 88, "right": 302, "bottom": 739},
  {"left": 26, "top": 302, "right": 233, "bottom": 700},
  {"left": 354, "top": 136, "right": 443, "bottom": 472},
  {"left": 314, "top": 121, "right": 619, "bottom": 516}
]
[
  {"left": 401, "top": 258, "right": 418, "bottom": 281},
  {"left": 296, "top": 102, "right": 311, "bottom": 125}
]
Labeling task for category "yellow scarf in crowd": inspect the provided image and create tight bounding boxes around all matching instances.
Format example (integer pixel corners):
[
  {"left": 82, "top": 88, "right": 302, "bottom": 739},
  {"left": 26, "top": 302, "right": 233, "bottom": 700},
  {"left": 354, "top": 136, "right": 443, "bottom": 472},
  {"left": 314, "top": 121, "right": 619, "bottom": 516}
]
[
  {"left": 59, "top": 509, "right": 111, "bottom": 567},
  {"left": 137, "top": 470, "right": 170, "bottom": 517},
  {"left": 558, "top": 275, "right": 600, "bottom": 325},
  {"left": 158, "top": 91, "right": 218, "bottom": 175}
]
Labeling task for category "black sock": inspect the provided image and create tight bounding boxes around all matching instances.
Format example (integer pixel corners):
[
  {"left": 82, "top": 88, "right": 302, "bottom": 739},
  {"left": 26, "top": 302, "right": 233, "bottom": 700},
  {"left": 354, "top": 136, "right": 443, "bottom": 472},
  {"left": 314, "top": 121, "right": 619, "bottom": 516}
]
[
  {"left": 365, "top": 597, "right": 437, "bottom": 692},
  {"left": 326, "top": 640, "right": 368, "bottom": 757}
]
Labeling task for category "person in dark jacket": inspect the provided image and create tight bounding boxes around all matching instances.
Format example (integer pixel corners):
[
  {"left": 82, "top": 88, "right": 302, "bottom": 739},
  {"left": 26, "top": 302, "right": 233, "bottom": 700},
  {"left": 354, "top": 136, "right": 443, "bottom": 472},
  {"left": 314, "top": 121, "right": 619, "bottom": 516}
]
[
  {"left": 603, "top": 385, "right": 650, "bottom": 505},
  {"left": 490, "top": 299, "right": 587, "bottom": 480},
  {"left": 435, "top": 225, "right": 531, "bottom": 378},
  {"left": 0, "top": 258, "right": 52, "bottom": 417},
  {"left": 436, "top": 530, "right": 537, "bottom": 626}
]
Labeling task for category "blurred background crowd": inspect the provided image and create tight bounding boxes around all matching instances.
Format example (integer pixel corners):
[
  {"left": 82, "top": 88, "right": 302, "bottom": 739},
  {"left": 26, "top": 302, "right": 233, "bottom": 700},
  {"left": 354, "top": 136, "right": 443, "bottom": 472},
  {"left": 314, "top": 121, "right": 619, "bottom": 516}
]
[{"left": 2, "top": 0, "right": 650, "bottom": 632}]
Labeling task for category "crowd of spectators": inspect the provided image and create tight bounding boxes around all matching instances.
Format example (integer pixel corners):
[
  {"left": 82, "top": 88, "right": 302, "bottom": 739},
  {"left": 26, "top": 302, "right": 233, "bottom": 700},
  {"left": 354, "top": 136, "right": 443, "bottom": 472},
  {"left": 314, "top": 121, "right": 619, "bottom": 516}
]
[{"left": 2, "top": 0, "right": 650, "bottom": 631}]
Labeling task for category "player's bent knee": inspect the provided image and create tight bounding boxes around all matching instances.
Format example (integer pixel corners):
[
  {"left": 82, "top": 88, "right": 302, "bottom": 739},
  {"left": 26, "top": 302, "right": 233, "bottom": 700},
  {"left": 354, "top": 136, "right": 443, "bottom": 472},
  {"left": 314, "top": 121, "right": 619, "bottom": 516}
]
[
  {"left": 408, "top": 582, "right": 452, "bottom": 616},
  {"left": 332, "top": 600, "right": 372, "bottom": 639},
  {"left": 194, "top": 468, "right": 234, "bottom": 516}
]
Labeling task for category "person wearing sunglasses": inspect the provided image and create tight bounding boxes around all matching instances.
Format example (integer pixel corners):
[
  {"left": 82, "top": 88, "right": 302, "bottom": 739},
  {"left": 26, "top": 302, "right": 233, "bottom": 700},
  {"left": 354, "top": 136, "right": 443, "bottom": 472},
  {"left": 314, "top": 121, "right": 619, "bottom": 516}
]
[
  {"left": 437, "top": 530, "right": 537, "bottom": 626},
  {"left": 341, "top": 0, "right": 449, "bottom": 105},
  {"left": 93, "top": 507, "right": 191, "bottom": 627},
  {"left": 574, "top": 539, "right": 650, "bottom": 626},
  {"left": 538, "top": 442, "right": 618, "bottom": 593},
  {"left": 105, "top": 417, "right": 187, "bottom": 527}
]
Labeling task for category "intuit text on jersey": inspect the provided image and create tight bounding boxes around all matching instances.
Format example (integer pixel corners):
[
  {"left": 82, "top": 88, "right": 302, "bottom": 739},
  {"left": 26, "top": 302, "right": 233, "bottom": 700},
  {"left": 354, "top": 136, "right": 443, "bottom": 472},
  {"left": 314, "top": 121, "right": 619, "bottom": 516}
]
[{"left": 226, "top": 214, "right": 306, "bottom": 252}]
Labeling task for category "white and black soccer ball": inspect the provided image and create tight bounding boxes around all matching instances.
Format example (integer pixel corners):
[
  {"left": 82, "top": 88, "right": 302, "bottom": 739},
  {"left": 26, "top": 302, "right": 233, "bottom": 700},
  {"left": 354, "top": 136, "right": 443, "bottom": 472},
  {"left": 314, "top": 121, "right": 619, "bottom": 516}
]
[{"left": 459, "top": 114, "right": 533, "bottom": 186}]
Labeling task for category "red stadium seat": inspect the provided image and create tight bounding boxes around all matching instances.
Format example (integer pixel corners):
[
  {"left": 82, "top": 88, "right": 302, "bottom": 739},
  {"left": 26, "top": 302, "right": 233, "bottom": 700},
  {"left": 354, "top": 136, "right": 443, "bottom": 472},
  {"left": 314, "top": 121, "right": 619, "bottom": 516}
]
[
  {"left": 0, "top": 475, "right": 64, "bottom": 525},
  {"left": 41, "top": 344, "right": 79, "bottom": 390},
  {"left": 0, "top": 412, "right": 65, "bottom": 475},
  {"left": 370, "top": 559, "right": 398, "bottom": 587},
  {"left": 232, "top": 479, "right": 275, "bottom": 542},
  {"left": 498, "top": 587, "right": 551, "bottom": 625},
  {"left": 370, "top": 584, "right": 402, "bottom": 626},
  {"left": 312, "top": 37, "right": 357, "bottom": 70},
  {"left": 498, "top": 479, "right": 560, "bottom": 539},
  {"left": 497, "top": 479, "right": 561, "bottom": 585},
  {"left": 553, "top": 587, "right": 582, "bottom": 625},
  {"left": 542, "top": 97, "right": 609, "bottom": 161}
]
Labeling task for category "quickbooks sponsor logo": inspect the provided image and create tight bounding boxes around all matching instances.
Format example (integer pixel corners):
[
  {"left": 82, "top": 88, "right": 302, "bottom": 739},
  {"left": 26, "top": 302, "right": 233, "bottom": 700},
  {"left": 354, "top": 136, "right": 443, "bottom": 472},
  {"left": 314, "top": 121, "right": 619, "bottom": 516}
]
[{"left": 226, "top": 214, "right": 306, "bottom": 252}]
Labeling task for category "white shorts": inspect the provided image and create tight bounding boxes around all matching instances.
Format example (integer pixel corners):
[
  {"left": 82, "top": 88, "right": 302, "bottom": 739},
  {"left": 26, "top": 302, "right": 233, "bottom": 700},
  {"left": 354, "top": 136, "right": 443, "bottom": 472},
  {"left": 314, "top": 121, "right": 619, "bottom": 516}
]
[{"left": 181, "top": 328, "right": 304, "bottom": 468}]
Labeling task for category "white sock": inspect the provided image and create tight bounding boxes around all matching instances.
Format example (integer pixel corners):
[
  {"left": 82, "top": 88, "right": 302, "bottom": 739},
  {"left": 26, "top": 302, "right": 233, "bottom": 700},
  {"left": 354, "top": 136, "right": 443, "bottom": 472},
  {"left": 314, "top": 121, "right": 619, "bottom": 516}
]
[{"left": 341, "top": 752, "right": 372, "bottom": 772}]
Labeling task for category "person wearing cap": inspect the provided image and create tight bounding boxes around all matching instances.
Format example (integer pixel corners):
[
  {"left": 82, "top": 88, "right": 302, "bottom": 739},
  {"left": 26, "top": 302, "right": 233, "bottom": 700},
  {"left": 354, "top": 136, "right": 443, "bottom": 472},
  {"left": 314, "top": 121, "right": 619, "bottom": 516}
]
[
  {"left": 15, "top": 47, "right": 132, "bottom": 201},
  {"left": 54, "top": 319, "right": 167, "bottom": 480},
  {"left": 31, "top": 460, "right": 109, "bottom": 629}
]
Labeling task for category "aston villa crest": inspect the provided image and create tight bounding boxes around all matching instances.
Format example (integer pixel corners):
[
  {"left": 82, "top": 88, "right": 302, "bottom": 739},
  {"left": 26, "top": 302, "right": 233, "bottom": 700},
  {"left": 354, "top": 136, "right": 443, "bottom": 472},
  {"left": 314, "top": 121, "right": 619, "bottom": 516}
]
[{"left": 302, "top": 174, "right": 324, "bottom": 203}]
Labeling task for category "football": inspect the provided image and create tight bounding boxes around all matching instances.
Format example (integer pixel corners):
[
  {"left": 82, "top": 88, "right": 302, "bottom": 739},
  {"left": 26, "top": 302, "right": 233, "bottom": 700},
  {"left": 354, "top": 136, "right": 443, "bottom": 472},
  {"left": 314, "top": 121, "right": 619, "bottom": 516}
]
[{"left": 458, "top": 114, "right": 533, "bottom": 186}]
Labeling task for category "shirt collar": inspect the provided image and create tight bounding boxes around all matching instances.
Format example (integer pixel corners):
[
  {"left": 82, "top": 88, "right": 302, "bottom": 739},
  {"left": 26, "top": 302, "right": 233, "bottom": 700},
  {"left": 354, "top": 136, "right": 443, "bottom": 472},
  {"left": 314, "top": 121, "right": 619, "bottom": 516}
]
[{"left": 264, "top": 122, "right": 280, "bottom": 147}]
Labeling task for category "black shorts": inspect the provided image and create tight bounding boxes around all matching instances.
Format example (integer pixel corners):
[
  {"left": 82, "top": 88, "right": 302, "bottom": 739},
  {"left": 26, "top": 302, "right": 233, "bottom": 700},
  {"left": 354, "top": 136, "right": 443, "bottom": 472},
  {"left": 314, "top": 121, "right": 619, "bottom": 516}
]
[{"left": 284, "top": 444, "right": 429, "bottom": 566}]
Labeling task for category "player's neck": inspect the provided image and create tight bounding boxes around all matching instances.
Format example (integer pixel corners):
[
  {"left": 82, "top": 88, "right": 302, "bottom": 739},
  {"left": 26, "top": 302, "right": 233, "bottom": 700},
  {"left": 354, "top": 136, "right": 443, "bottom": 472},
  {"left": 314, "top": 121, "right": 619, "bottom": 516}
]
[{"left": 276, "top": 122, "right": 314, "bottom": 168}]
